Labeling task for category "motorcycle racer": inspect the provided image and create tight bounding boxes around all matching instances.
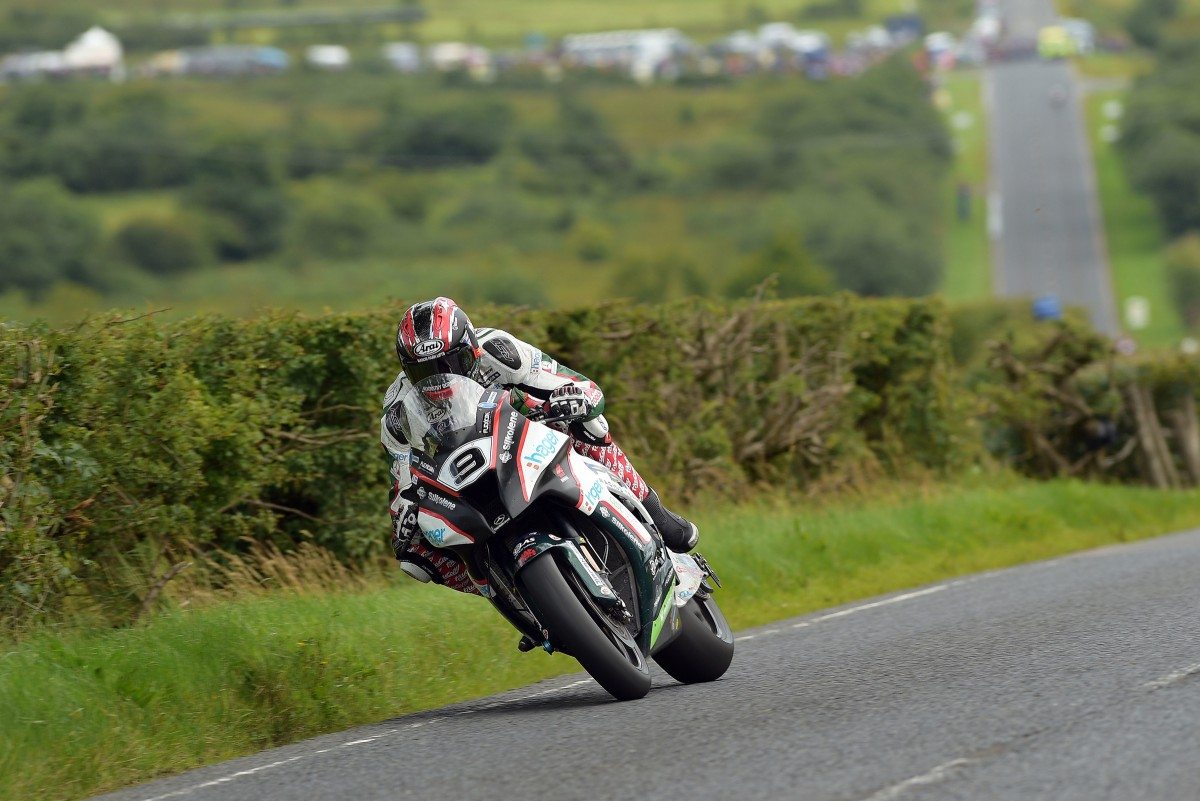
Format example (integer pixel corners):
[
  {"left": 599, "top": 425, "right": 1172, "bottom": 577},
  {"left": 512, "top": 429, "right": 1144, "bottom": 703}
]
[{"left": 382, "top": 297, "right": 699, "bottom": 595}]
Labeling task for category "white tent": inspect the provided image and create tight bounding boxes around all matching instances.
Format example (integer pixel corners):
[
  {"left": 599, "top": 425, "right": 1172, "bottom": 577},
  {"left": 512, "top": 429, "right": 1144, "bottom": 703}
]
[{"left": 63, "top": 26, "right": 123, "bottom": 73}]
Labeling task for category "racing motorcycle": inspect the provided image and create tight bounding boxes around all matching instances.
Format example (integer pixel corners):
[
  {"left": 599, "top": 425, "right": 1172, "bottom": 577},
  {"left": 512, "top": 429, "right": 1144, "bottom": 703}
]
[{"left": 390, "top": 374, "right": 734, "bottom": 701}]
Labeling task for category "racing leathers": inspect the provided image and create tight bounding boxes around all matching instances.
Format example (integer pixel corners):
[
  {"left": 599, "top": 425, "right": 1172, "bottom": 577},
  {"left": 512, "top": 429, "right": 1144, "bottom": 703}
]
[{"left": 381, "top": 327, "right": 698, "bottom": 595}]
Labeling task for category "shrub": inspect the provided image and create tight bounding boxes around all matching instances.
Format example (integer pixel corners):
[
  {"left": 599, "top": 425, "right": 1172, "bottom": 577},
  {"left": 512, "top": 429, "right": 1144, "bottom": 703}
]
[
  {"left": 725, "top": 233, "right": 834, "bottom": 298},
  {"left": 291, "top": 181, "right": 392, "bottom": 260},
  {"left": 114, "top": 214, "right": 212, "bottom": 276},
  {"left": 0, "top": 296, "right": 971, "bottom": 626},
  {"left": 1166, "top": 233, "right": 1200, "bottom": 330},
  {"left": 187, "top": 136, "right": 289, "bottom": 261},
  {"left": 378, "top": 100, "right": 512, "bottom": 169},
  {"left": 0, "top": 179, "right": 101, "bottom": 297}
]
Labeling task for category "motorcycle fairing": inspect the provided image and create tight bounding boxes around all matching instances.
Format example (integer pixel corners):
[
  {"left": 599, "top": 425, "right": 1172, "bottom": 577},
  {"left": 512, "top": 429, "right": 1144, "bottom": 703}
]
[{"left": 510, "top": 532, "right": 620, "bottom": 607}]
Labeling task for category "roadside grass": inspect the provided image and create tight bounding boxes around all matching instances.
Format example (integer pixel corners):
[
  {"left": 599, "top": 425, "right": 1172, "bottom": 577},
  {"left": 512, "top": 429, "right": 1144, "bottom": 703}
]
[
  {"left": 937, "top": 69, "right": 991, "bottom": 301},
  {"left": 1084, "top": 87, "right": 1184, "bottom": 349},
  {"left": 6, "top": 477, "right": 1200, "bottom": 801}
]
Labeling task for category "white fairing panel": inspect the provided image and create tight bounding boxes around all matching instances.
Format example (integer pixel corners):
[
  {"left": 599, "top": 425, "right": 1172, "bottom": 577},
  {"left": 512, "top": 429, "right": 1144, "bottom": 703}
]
[
  {"left": 567, "top": 451, "right": 605, "bottom": 515},
  {"left": 418, "top": 510, "right": 474, "bottom": 548},
  {"left": 670, "top": 553, "right": 706, "bottom": 606},
  {"left": 517, "top": 424, "right": 570, "bottom": 500}
]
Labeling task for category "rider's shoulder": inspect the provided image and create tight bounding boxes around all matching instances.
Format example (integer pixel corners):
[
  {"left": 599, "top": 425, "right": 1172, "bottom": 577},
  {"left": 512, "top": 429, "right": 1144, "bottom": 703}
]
[
  {"left": 382, "top": 372, "right": 409, "bottom": 411},
  {"left": 476, "top": 328, "right": 537, "bottom": 374}
]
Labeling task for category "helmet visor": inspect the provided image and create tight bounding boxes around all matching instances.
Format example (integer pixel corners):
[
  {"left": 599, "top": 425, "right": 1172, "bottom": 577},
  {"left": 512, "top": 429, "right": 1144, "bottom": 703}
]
[{"left": 402, "top": 344, "right": 478, "bottom": 386}]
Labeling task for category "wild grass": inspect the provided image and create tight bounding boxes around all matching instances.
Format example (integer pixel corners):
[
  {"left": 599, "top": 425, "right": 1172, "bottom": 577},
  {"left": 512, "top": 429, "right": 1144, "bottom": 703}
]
[
  {"left": 937, "top": 69, "right": 991, "bottom": 302},
  {"left": 5, "top": 476, "right": 1200, "bottom": 801},
  {"left": 1085, "top": 87, "right": 1184, "bottom": 349}
]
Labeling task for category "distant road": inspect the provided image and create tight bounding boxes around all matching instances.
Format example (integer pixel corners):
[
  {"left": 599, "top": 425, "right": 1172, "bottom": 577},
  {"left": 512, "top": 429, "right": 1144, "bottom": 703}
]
[
  {"left": 95, "top": 529, "right": 1200, "bottom": 801},
  {"left": 986, "top": 0, "right": 1118, "bottom": 335}
]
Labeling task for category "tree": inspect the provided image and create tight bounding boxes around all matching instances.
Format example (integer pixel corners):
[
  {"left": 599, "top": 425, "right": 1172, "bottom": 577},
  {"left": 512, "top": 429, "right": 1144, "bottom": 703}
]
[
  {"left": 0, "top": 180, "right": 101, "bottom": 297},
  {"left": 378, "top": 100, "right": 512, "bottom": 169},
  {"left": 518, "top": 95, "right": 633, "bottom": 191},
  {"left": 187, "top": 136, "right": 289, "bottom": 261},
  {"left": 115, "top": 213, "right": 212, "bottom": 276}
]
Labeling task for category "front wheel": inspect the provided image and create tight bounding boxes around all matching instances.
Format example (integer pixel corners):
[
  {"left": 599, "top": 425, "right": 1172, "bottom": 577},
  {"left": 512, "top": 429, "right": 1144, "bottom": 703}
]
[
  {"left": 652, "top": 594, "right": 735, "bottom": 684},
  {"left": 519, "top": 551, "right": 652, "bottom": 701}
]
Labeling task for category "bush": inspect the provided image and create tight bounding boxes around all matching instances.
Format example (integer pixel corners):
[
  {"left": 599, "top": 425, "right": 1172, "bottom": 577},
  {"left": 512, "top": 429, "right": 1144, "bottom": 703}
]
[
  {"left": 567, "top": 218, "right": 614, "bottom": 262},
  {"left": 187, "top": 136, "right": 289, "bottom": 261},
  {"left": 518, "top": 95, "right": 633, "bottom": 191},
  {"left": 378, "top": 100, "right": 512, "bottom": 169},
  {"left": 114, "top": 214, "right": 212, "bottom": 276},
  {"left": 291, "top": 181, "right": 392, "bottom": 260},
  {"left": 43, "top": 91, "right": 194, "bottom": 193},
  {"left": 1166, "top": 233, "right": 1200, "bottom": 330},
  {"left": 0, "top": 296, "right": 970, "bottom": 627},
  {"left": 725, "top": 233, "right": 834, "bottom": 298},
  {"left": 0, "top": 179, "right": 101, "bottom": 297}
]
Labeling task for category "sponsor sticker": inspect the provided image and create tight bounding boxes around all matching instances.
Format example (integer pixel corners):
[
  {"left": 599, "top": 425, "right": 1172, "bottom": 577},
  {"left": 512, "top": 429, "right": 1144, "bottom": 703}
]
[
  {"left": 414, "top": 339, "right": 444, "bottom": 358},
  {"left": 523, "top": 431, "right": 561, "bottom": 468}
]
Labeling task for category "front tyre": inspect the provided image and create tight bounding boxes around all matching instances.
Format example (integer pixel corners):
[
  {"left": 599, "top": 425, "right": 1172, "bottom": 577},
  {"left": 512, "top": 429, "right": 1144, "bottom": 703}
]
[
  {"left": 519, "top": 552, "right": 652, "bottom": 701},
  {"left": 652, "top": 594, "right": 735, "bottom": 684}
]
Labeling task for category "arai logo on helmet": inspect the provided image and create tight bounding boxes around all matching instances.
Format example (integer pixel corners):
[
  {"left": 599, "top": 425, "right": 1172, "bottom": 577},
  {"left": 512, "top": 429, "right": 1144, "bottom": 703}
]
[{"left": 414, "top": 340, "right": 444, "bottom": 359}]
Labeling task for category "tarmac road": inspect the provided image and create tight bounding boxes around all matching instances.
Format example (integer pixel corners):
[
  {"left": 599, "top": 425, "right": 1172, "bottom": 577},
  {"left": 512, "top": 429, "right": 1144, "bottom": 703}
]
[
  {"left": 986, "top": 0, "right": 1119, "bottom": 335},
  {"left": 95, "top": 528, "right": 1200, "bottom": 801}
]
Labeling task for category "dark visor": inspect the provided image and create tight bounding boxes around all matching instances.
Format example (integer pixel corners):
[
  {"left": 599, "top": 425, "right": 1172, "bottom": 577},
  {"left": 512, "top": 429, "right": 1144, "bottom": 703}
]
[{"left": 402, "top": 345, "right": 477, "bottom": 385}]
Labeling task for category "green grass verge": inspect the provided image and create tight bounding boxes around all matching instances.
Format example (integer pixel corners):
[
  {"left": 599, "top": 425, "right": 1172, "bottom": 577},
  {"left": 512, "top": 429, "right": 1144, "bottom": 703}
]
[
  {"left": 937, "top": 70, "right": 992, "bottom": 301},
  {"left": 8, "top": 476, "right": 1200, "bottom": 800},
  {"left": 1085, "top": 87, "right": 1184, "bottom": 349}
]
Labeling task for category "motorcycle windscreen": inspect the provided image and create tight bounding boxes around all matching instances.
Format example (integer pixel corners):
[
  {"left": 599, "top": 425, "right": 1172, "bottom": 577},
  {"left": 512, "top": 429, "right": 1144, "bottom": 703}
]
[{"left": 389, "top": 374, "right": 485, "bottom": 456}]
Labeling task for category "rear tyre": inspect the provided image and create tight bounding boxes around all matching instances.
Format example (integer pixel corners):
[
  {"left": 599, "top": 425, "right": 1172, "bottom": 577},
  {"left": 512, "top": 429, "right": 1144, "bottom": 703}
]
[
  {"left": 652, "top": 595, "right": 735, "bottom": 684},
  {"left": 519, "top": 551, "right": 652, "bottom": 701}
]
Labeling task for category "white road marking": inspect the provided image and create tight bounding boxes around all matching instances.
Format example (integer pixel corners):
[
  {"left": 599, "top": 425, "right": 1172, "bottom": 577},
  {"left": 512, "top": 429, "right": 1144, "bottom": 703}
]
[
  {"left": 861, "top": 758, "right": 977, "bottom": 801},
  {"left": 132, "top": 681, "right": 588, "bottom": 800},
  {"left": 1142, "top": 663, "right": 1200, "bottom": 691},
  {"left": 810, "top": 585, "right": 948, "bottom": 624}
]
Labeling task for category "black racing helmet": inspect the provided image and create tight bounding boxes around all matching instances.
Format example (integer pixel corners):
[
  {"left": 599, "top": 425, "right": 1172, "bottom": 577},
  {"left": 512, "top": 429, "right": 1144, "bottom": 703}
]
[{"left": 395, "top": 297, "right": 481, "bottom": 386}]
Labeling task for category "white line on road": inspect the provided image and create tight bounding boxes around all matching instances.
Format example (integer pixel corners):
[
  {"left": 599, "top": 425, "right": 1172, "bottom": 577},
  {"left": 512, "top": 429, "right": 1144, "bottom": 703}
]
[
  {"left": 1141, "top": 663, "right": 1200, "bottom": 691},
  {"left": 736, "top": 585, "right": 951, "bottom": 643},
  {"left": 810, "top": 585, "right": 949, "bottom": 623},
  {"left": 131, "top": 680, "right": 592, "bottom": 801},
  {"left": 860, "top": 758, "right": 977, "bottom": 801}
]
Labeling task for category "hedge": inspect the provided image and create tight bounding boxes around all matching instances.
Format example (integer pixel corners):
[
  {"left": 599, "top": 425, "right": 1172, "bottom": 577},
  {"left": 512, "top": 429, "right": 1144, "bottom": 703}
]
[{"left": 0, "top": 295, "right": 969, "bottom": 628}]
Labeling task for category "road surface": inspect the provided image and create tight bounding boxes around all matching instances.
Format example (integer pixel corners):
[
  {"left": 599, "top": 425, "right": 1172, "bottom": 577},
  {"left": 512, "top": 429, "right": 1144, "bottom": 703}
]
[
  {"left": 95, "top": 528, "right": 1200, "bottom": 801},
  {"left": 986, "top": 0, "right": 1119, "bottom": 334}
]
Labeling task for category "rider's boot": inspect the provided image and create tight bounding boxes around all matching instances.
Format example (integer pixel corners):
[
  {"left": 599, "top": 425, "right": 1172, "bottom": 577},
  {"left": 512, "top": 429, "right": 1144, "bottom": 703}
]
[{"left": 642, "top": 488, "right": 699, "bottom": 553}]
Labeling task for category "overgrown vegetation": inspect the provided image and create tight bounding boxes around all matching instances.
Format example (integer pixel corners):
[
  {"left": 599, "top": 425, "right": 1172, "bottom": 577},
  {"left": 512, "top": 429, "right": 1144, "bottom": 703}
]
[
  {"left": 0, "top": 295, "right": 969, "bottom": 630},
  {"left": 6, "top": 294, "right": 1200, "bottom": 633},
  {"left": 0, "top": 58, "right": 952, "bottom": 320}
]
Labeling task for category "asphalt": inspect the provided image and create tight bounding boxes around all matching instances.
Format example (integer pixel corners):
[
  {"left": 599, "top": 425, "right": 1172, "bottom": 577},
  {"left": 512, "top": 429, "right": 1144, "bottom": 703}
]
[
  {"left": 986, "top": 0, "right": 1118, "bottom": 334},
  {"left": 93, "top": 528, "right": 1200, "bottom": 801}
]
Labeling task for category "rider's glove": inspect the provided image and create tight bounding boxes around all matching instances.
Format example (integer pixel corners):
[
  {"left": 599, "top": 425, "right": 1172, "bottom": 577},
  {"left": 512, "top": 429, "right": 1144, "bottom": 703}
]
[
  {"left": 547, "top": 383, "right": 594, "bottom": 422},
  {"left": 390, "top": 492, "right": 420, "bottom": 559}
]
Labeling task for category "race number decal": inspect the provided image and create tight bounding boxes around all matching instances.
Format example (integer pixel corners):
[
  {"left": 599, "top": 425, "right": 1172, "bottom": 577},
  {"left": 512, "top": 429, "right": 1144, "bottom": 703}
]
[{"left": 436, "top": 438, "right": 492, "bottom": 491}]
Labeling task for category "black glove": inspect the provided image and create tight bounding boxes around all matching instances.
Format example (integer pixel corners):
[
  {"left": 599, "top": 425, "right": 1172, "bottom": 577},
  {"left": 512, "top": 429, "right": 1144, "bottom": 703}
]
[
  {"left": 547, "top": 383, "right": 594, "bottom": 422},
  {"left": 390, "top": 490, "right": 419, "bottom": 558}
]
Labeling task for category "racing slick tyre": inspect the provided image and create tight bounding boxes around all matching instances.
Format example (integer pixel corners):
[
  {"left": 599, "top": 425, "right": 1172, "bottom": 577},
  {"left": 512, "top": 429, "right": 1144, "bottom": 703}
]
[
  {"left": 519, "top": 550, "right": 652, "bottom": 701},
  {"left": 652, "top": 594, "right": 734, "bottom": 684}
]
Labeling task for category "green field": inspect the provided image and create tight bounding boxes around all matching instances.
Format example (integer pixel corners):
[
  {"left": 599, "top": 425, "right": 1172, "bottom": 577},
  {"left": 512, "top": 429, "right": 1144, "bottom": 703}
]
[
  {"left": 1085, "top": 87, "right": 1184, "bottom": 349},
  {"left": 0, "top": 59, "right": 956, "bottom": 325},
  {"left": 6, "top": 476, "right": 1200, "bottom": 801},
  {"left": 17, "top": 0, "right": 934, "bottom": 47},
  {"left": 937, "top": 69, "right": 992, "bottom": 301}
]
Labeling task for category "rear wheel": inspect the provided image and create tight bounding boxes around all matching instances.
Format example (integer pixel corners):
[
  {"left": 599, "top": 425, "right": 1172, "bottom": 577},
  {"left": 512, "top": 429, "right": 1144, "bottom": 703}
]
[
  {"left": 519, "top": 551, "right": 651, "bottom": 701},
  {"left": 652, "top": 594, "right": 735, "bottom": 684}
]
